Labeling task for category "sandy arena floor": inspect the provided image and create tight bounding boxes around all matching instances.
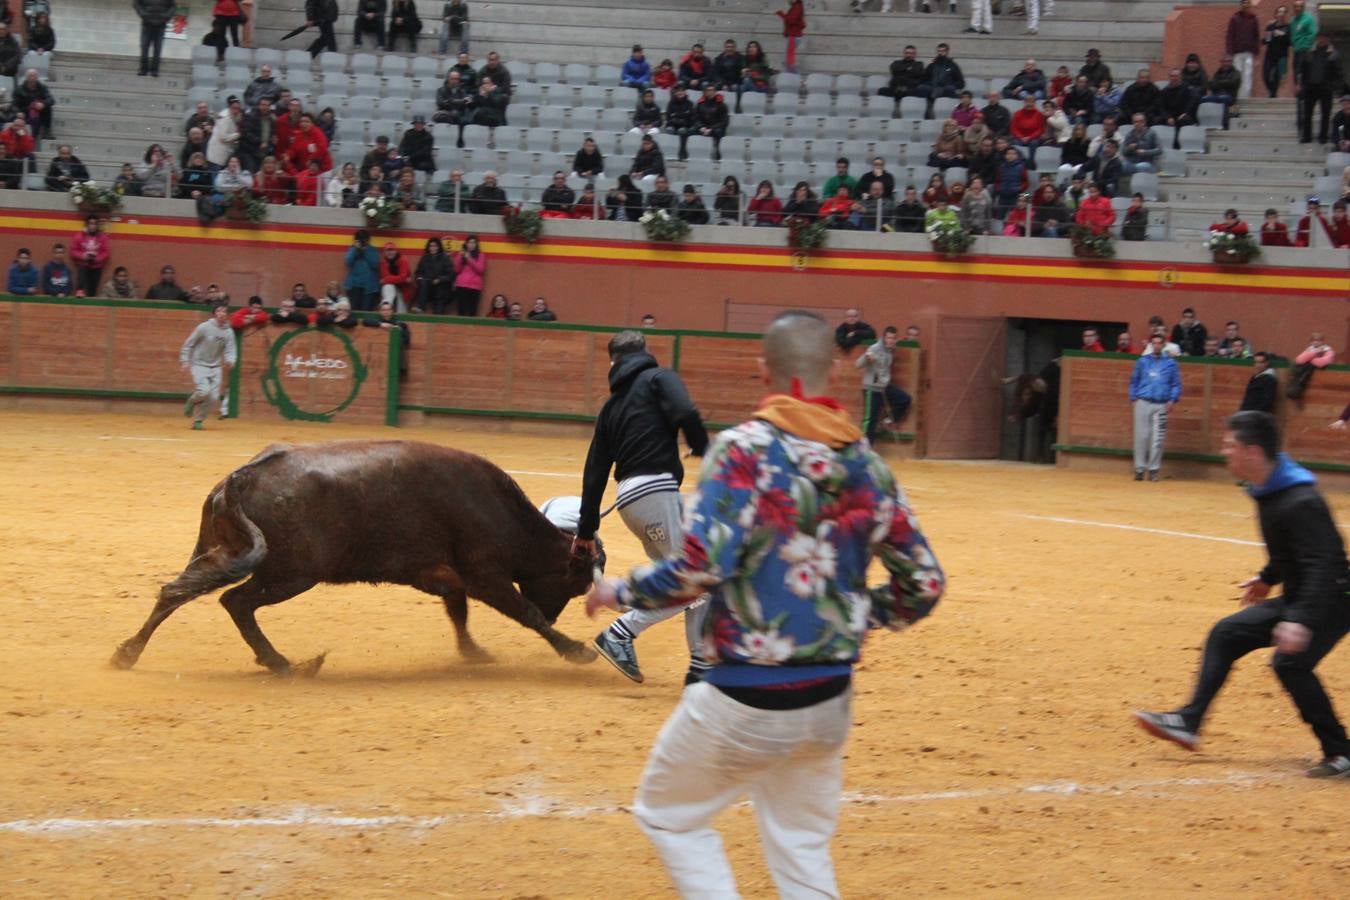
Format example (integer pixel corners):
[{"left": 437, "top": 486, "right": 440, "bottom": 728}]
[{"left": 1, "top": 410, "right": 1348, "bottom": 898}]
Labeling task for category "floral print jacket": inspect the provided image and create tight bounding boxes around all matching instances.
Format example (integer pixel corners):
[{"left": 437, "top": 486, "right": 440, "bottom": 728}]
[{"left": 618, "top": 415, "right": 944, "bottom": 688}]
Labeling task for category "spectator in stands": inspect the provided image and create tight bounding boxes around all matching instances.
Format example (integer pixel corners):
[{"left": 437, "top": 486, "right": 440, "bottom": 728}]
[
  {"left": 137, "top": 144, "right": 177, "bottom": 199},
  {"left": 479, "top": 50, "right": 512, "bottom": 101},
  {"left": 253, "top": 155, "right": 291, "bottom": 205},
  {"left": 179, "top": 151, "right": 216, "bottom": 203},
  {"left": 132, "top": 2, "right": 172, "bottom": 77},
  {"left": 244, "top": 66, "right": 283, "bottom": 113},
  {"left": 287, "top": 113, "right": 332, "bottom": 175},
  {"left": 629, "top": 134, "right": 666, "bottom": 190},
  {"left": 652, "top": 59, "right": 677, "bottom": 90},
  {"left": 1227, "top": 0, "right": 1261, "bottom": 101},
  {"left": 964, "top": 0, "right": 993, "bottom": 34},
  {"left": 1042, "top": 100, "right": 1068, "bottom": 144},
  {"left": 713, "top": 40, "right": 744, "bottom": 91},
  {"left": 539, "top": 170, "right": 575, "bottom": 215},
  {"left": 206, "top": 97, "right": 242, "bottom": 169},
  {"left": 1211, "top": 207, "right": 1249, "bottom": 236},
  {"left": 316, "top": 107, "right": 338, "bottom": 142},
  {"left": 214, "top": 153, "right": 252, "bottom": 196},
  {"left": 0, "top": 118, "right": 33, "bottom": 171},
  {"left": 949, "top": 91, "right": 977, "bottom": 129},
  {"left": 1328, "top": 199, "right": 1350, "bottom": 247},
  {"left": 1170, "top": 307, "right": 1208, "bottom": 356},
  {"left": 629, "top": 88, "right": 662, "bottom": 135},
  {"left": 1063, "top": 172, "right": 1088, "bottom": 210},
  {"left": 292, "top": 158, "right": 325, "bottom": 207},
  {"left": 690, "top": 84, "right": 729, "bottom": 162},
  {"left": 894, "top": 186, "right": 926, "bottom": 233},
  {"left": 571, "top": 182, "right": 601, "bottom": 219},
  {"left": 270, "top": 296, "right": 310, "bottom": 326},
  {"left": 39, "top": 243, "right": 71, "bottom": 296},
  {"left": 1121, "top": 112, "right": 1161, "bottom": 174},
  {"left": 1129, "top": 333, "right": 1181, "bottom": 481},
  {"left": 1200, "top": 56, "right": 1242, "bottom": 128},
  {"left": 568, "top": 136, "right": 604, "bottom": 181},
  {"left": 1295, "top": 196, "right": 1331, "bottom": 246},
  {"left": 185, "top": 101, "right": 214, "bottom": 139},
  {"left": 959, "top": 135, "right": 992, "bottom": 185},
  {"left": 1145, "top": 316, "right": 1183, "bottom": 356},
  {"left": 1115, "top": 331, "right": 1139, "bottom": 354},
  {"left": 180, "top": 126, "right": 209, "bottom": 169},
  {"left": 1002, "top": 193, "right": 1031, "bottom": 236},
  {"left": 980, "top": 89, "right": 1010, "bottom": 137},
  {"left": 236, "top": 96, "right": 275, "bottom": 174},
  {"left": 379, "top": 241, "right": 414, "bottom": 309},
  {"left": 994, "top": 147, "right": 1028, "bottom": 219},
  {"left": 676, "top": 43, "right": 709, "bottom": 91},
  {"left": 960, "top": 176, "right": 993, "bottom": 234},
  {"left": 1333, "top": 97, "right": 1350, "bottom": 151},
  {"left": 506, "top": 301, "right": 525, "bottom": 321},
  {"left": 354, "top": 0, "right": 388, "bottom": 49},
  {"left": 450, "top": 51, "right": 477, "bottom": 90},
  {"left": 783, "top": 181, "right": 820, "bottom": 221},
  {"left": 1062, "top": 75, "right": 1095, "bottom": 125},
  {"left": 43, "top": 143, "right": 88, "bottom": 192},
  {"left": 1122, "top": 192, "right": 1149, "bottom": 240},
  {"left": 1238, "top": 352, "right": 1278, "bottom": 412},
  {"left": 923, "top": 43, "right": 965, "bottom": 108},
  {"left": 467, "top": 169, "right": 507, "bottom": 215},
  {"left": 361, "top": 135, "right": 396, "bottom": 182},
  {"left": 516, "top": 297, "right": 555, "bottom": 322},
  {"left": 439, "top": 0, "right": 470, "bottom": 54},
  {"left": 835, "top": 309, "right": 877, "bottom": 351},
  {"left": 323, "top": 298, "right": 356, "bottom": 329},
  {"left": 1262, "top": 5, "right": 1291, "bottom": 98},
  {"left": 430, "top": 167, "right": 463, "bottom": 212},
  {"left": 12, "top": 70, "right": 54, "bottom": 143},
  {"left": 661, "top": 85, "right": 696, "bottom": 161},
  {"left": 960, "top": 112, "right": 989, "bottom": 155},
  {"left": 1202, "top": 336, "right": 1224, "bottom": 357},
  {"left": 1160, "top": 68, "right": 1199, "bottom": 133},
  {"left": 748, "top": 180, "right": 784, "bottom": 227},
  {"left": 621, "top": 45, "right": 652, "bottom": 90},
  {"left": 448, "top": 235, "right": 484, "bottom": 315},
  {"left": 671, "top": 184, "right": 705, "bottom": 225},
  {"left": 1218, "top": 320, "right": 1244, "bottom": 355},
  {"left": 343, "top": 231, "right": 381, "bottom": 312},
  {"left": 921, "top": 171, "right": 948, "bottom": 209},
  {"left": 1089, "top": 139, "right": 1123, "bottom": 197},
  {"left": 855, "top": 180, "right": 895, "bottom": 230},
  {"left": 1298, "top": 34, "right": 1342, "bottom": 144},
  {"left": 302, "top": 0, "right": 340, "bottom": 57},
  {"left": 1080, "top": 48, "right": 1112, "bottom": 89},
  {"left": 818, "top": 185, "right": 853, "bottom": 228},
  {"left": 398, "top": 115, "right": 435, "bottom": 176},
  {"left": 606, "top": 174, "right": 644, "bottom": 222},
  {"left": 1074, "top": 181, "right": 1115, "bottom": 233},
  {"left": 386, "top": 0, "right": 422, "bottom": 52},
  {"left": 6, "top": 246, "right": 36, "bottom": 294},
  {"left": 1180, "top": 53, "right": 1208, "bottom": 94},
  {"left": 102, "top": 266, "right": 139, "bottom": 300},
  {"left": 145, "top": 265, "right": 192, "bottom": 302},
  {"left": 712, "top": 175, "right": 741, "bottom": 225},
  {"left": 27, "top": 10, "right": 55, "bottom": 53},
  {"left": 1032, "top": 184, "right": 1069, "bottom": 237},
  {"left": 1093, "top": 79, "right": 1122, "bottom": 124},
  {"left": 1004, "top": 59, "right": 1047, "bottom": 100},
  {"left": 928, "top": 119, "right": 967, "bottom": 170},
  {"left": 209, "top": 0, "right": 247, "bottom": 61},
  {"left": 1079, "top": 328, "right": 1105, "bottom": 351},
  {"left": 736, "top": 41, "right": 773, "bottom": 114},
  {"left": 1119, "top": 69, "right": 1161, "bottom": 125},
  {"left": 109, "top": 161, "right": 140, "bottom": 196},
  {"left": 433, "top": 70, "right": 473, "bottom": 147},
  {"left": 471, "top": 76, "right": 508, "bottom": 129},
  {"left": 645, "top": 175, "right": 677, "bottom": 213},
  {"left": 1288, "top": 331, "right": 1335, "bottom": 399},
  {"left": 878, "top": 45, "right": 926, "bottom": 115},
  {"left": 484, "top": 294, "right": 507, "bottom": 318},
  {"left": 820, "top": 158, "right": 856, "bottom": 200},
  {"left": 856, "top": 156, "right": 895, "bottom": 200},
  {"left": 412, "top": 237, "right": 452, "bottom": 314},
  {"left": 776, "top": 0, "right": 805, "bottom": 73},
  {"left": 1009, "top": 96, "right": 1046, "bottom": 162}
]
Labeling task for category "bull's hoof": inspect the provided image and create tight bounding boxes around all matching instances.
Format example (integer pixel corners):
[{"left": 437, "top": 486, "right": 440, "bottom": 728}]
[
  {"left": 109, "top": 641, "right": 142, "bottom": 670},
  {"left": 292, "top": 652, "right": 328, "bottom": 678},
  {"left": 459, "top": 644, "right": 496, "bottom": 664},
  {"left": 562, "top": 642, "right": 598, "bottom": 665}
]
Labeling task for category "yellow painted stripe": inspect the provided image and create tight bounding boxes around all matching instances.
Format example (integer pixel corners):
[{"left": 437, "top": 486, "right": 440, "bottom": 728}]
[{"left": 5, "top": 213, "right": 1345, "bottom": 293}]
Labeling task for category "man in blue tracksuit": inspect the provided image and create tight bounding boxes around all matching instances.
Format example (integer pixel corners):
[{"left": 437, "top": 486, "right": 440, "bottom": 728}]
[{"left": 1129, "top": 332, "right": 1182, "bottom": 481}]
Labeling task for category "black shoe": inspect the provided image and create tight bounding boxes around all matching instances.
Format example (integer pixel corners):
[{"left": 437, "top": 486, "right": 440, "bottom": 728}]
[
  {"left": 137, "top": 69, "right": 147, "bottom": 76},
  {"left": 593, "top": 630, "right": 644, "bottom": 683},
  {"left": 1134, "top": 469, "right": 1144, "bottom": 481},
  {"left": 1306, "top": 755, "right": 1350, "bottom": 778},
  {"left": 979, "top": 28, "right": 993, "bottom": 33},
  {"left": 1133, "top": 710, "right": 1198, "bottom": 751},
  {"left": 962, "top": 26, "right": 979, "bottom": 32},
  {"left": 1148, "top": 471, "right": 1160, "bottom": 482}
]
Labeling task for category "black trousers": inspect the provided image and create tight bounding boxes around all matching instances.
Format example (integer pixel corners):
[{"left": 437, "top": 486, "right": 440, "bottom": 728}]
[
  {"left": 452, "top": 286, "right": 481, "bottom": 316},
  {"left": 138, "top": 22, "right": 165, "bottom": 74},
  {"left": 211, "top": 16, "right": 241, "bottom": 62},
  {"left": 347, "top": 286, "right": 376, "bottom": 312},
  {"left": 862, "top": 385, "right": 912, "bottom": 442},
  {"left": 1177, "top": 598, "right": 1350, "bottom": 759},
  {"left": 308, "top": 19, "right": 337, "bottom": 57},
  {"left": 1299, "top": 88, "right": 1333, "bottom": 142},
  {"left": 354, "top": 15, "right": 385, "bottom": 48},
  {"left": 77, "top": 266, "right": 101, "bottom": 297}
]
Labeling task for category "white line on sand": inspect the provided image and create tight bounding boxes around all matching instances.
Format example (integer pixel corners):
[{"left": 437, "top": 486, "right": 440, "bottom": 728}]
[
  {"left": 0, "top": 772, "right": 1292, "bottom": 835},
  {"left": 97, "top": 435, "right": 189, "bottom": 443},
  {"left": 1017, "top": 514, "right": 1263, "bottom": 547}
]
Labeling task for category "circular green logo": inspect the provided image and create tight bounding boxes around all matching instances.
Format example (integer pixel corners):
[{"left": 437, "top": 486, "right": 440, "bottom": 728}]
[{"left": 261, "top": 328, "right": 370, "bottom": 422}]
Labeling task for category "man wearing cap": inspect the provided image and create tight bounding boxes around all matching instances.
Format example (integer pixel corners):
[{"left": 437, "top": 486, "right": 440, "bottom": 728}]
[
  {"left": 398, "top": 115, "right": 436, "bottom": 175},
  {"left": 1079, "top": 49, "right": 1112, "bottom": 88},
  {"left": 1296, "top": 196, "right": 1332, "bottom": 247},
  {"left": 622, "top": 45, "right": 651, "bottom": 90},
  {"left": 361, "top": 135, "right": 398, "bottom": 181}
]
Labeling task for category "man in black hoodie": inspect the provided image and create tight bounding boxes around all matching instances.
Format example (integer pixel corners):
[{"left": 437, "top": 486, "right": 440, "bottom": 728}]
[
  {"left": 1239, "top": 352, "right": 1278, "bottom": 413},
  {"left": 576, "top": 330, "right": 709, "bottom": 685},
  {"left": 665, "top": 84, "right": 697, "bottom": 160},
  {"left": 1136, "top": 412, "right": 1350, "bottom": 778},
  {"left": 693, "top": 84, "right": 729, "bottom": 161}
]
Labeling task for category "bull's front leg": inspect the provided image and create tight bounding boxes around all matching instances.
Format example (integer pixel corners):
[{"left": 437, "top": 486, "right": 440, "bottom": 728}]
[{"left": 474, "top": 583, "right": 597, "bottom": 664}]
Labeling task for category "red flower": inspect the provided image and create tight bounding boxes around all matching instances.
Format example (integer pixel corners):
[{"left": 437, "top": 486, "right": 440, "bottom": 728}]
[
  {"left": 755, "top": 487, "right": 798, "bottom": 534},
  {"left": 713, "top": 615, "right": 740, "bottom": 652},
  {"left": 887, "top": 507, "right": 915, "bottom": 546},
  {"left": 821, "top": 487, "right": 876, "bottom": 538},
  {"left": 681, "top": 533, "right": 710, "bottom": 571},
  {"left": 720, "top": 444, "right": 760, "bottom": 491}
]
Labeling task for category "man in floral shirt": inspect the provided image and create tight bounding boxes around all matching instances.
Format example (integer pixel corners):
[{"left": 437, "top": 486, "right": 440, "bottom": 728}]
[{"left": 588, "top": 310, "right": 944, "bottom": 898}]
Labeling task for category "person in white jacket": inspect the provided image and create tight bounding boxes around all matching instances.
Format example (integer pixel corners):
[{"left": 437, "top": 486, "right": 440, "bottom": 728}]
[
  {"left": 206, "top": 98, "right": 242, "bottom": 168},
  {"left": 325, "top": 162, "right": 360, "bottom": 208}
]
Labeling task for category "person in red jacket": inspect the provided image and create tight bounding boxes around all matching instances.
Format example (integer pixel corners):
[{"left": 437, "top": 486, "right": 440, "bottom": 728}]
[
  {"left": 1225, "top": 0, "right": 1261, "bottom": 102},
  {"left": 1081, "top": 327, "right": 1106, "bottom": 352},
  {"left": 1260, "top": 208, "right": 1292, "bottom": 246},
  {"left": 0, "top": 119, "right": 34, "bottom": 164},
  {"left": 1010, "top": 96, "right": 1047, "bottom": 158},
  {"left": 1073, "top": 182, "right": 1115, "bottom": 233},
  {"left": 1295, "top": 197, "right": 1333, "bottom": 247},
  {"left": 292, "top": 159, "right": 324, "bottom": 207},
  {"left": 379, "top": 242, "right": 413, "bottom": 310},
  {"left": 230, "top": 295, "right": 270, "bottom": 330},
  {"left": 1327, "top": 200, "right": 1350, "bottom": 248},
  {"left": 70, "top": 215, "right": 110, "bottom": 297},
  {"left": 1210, "top": 207, "right": 1250, "bottom": 234},
  {"left": 285, "top": 114, "right": 330, "bottom": 175},
  {"left": 253, "top": 156, "right": 291, "bottom": 205},
  {"left": 776, "top": 0, "right": 805, "bottom": 74}
]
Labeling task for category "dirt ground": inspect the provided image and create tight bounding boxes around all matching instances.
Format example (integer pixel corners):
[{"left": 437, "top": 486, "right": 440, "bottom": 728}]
[{"left": 1, "top": 409, "right": 1348, "bottom": 898}]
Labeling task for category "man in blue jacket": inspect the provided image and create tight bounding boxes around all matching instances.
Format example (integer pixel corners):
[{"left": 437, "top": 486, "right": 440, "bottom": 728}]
[
  {"left": 6, "top": 247, "right": 38, "bottom": 295},
  {"left": 621, "top": 45, "right": 651, "bottom": 90},
  {"left": 1129, "top": 332, "right": 1182, "bottom": 481},
  {"left": 1136, "top": 411, "right": 1350, "bottom": 778},
  {"left": 344, "top": 229, "right": 381, "bottom": 312}
]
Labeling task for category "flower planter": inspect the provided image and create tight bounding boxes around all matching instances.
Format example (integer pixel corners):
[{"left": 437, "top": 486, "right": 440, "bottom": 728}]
[
  {"left": 1212, "top": 249, "right": 1254, "bottom": 265},
  {"left": 224, "top": 203, "right": 251, "bottom": 221},
  {"left": 77, "top": 200, "right": 112, "bottom": 216}
]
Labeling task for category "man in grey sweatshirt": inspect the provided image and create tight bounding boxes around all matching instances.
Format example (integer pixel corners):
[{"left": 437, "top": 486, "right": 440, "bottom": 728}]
[
  {"left": 855, "top": 325, "right": 913, "bottom": 443},
  {"left": 179, "top": 304, "right": 237, "bottom": 430}
]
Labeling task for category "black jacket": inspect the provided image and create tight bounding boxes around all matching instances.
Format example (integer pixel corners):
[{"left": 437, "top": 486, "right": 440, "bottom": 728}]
[
  {"left": 1239, "top": 368, "right": 1277, "bottom": 413},
  {"left": 632, "top": 101, "right": 662, "bottom": 130},
  {"left": 835, "top": 320, "right": 877, "bottom": 350},
  {"left": 630, "top": 145, "right": 665, "bottom": 178},
  {"left": 1254, "top": 471, "right": 1350, "bottom": 630},
  {"left": 399, "top": 126, "right": 435, "bottom": 169},
  {"left": 924, "top": 57, "right": 964, "bottom": 92},
  {"left": 887, "top": 58, "right": 926, "bottom": 94},
  {"left": 981, "top": 103, "right": 1011, "bottom": 137},
  {"left": 572, "top": 146, "right": 603, "bottom": 176},
  {"left": 695, "top": 96, "right": 729, "bottom": 132},
  {"left": 1170, "top": 320, "right": 1208, "bottom": 356},
  {"left": 578, "top": 351, "right": 708, "bottom": 539},
  {"left": 1119, "top": 82, "right": 1161, "bottom": 122},
  {"left": 541, "top": 183, "right": 575, "bottom": 212},
  {"left": 712, "top": 51, "right": 743, "bottom": 88},
  {"left": 306, "top": 0, "right": 340, "bottom": 23},
  {"left": 665, "top": 96, "right": 696, "bottom": 131},
  {"left": 677, "top": 197, "right": 708, "bottom": 224},
  {"left": 1160, "top": 83, "right": 1197, "bottom": 121},
  {"left": 467, "top": 182, "right": 506, "bottom": 215}
]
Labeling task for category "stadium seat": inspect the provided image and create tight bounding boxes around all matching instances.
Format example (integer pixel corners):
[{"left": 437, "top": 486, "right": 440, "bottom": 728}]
[
  {"left": 191, "top": 45, "right": 217, "bottom": 66},
  {"left": 1313, "top": 175, "right": 1342, "bottom": 198},
  {"left": 916, "top": 119, "right": 942, "bottom": 141},
  {"left": 1130, "top": 172, "right": 1161, "bottom": 201},
  {"left": 651, "top": 88, "right": 670, "bottom": 110},
  {"left": 319, "top": 52, "right": 347, "bottom": 78},
  {"left": 1032, "top": 145, "right": 1059, "bottom": 171},
  {"left": 899, "top": 97, "right": 926, "bottom": 119},
  {"left": 945, "top": 166, "right": 968, "bottom": 185},
  {"left": 818, "top": 118, "right": 850, "bottom": 140},
  {"left": 780, "top": 138, "right": 811, "bottom": 165},
  {"left": 287, "top": 69, "right": 315, "bottom": 94},
  {"left": 21, "top": 51, "right": 48, "bottom": 77},
  {"left": 382, "top": 56, "right": 411, "bottom": 79},
  {"left": 353, "top": 73, "right": 383, "bottom": 98},
  {"left": 534, "top": 62, "right": 562, "bottom": 83},
  {"left": 283, "top": 50, "right": 313, "bottom": 73},
  {"left": 684, "top": 133, "right": 717, "bottom": 162},
  {"left": 864, "top": 74, "right": 888, "bottom": 96},
  {"left": 563, "top": 64, "right": 592, "bottom": 85},
  {"left": 804, "top": 73, "right": 834, "bottom": 95},
  {"left": 514, "top": 81, "right": 543, "bottom": 105},
  {"left": 224, "top": 46, "right": 253, "bottom": 67},
  {"left": 986, "top": 77, "right": 1008, "bottom": 96},
  {"left": 747, "top": 137, "right": 778, "bottom": 163},
  {"left": 1158, "top": 148, "right": 1187, "bottom": 177},
  {"left": 255, "top": 48, "right": 283, "bottom": 69},
  {"left": 903, "top": 142, "right": 930, "bottom": 167},
  {"left": 720, "top": 136, "right": 750, "bottom": 163},
  {"left": 595, "top": 65, "right": 622, "bottom": 86},
  {"left": 966, "top": 77, "right": 988, "bottom": 97},
  {"left": 803, "top": 93, "right": 832, "bottom": 117},
  {"left": 578, "top": 86, "right": 609, "bottom": 110},
  {"left": 1325, "top": 152, "right": 1350, "bottom": 173},
  {"left": 775, "top": 73, "right": 801, "bottom": 96},
  {"left": 1197, "top": 103, "right": 1225, "bottom": 130},
  {"left": 569, "top": 107, "right": 601, "bottom": 131},
  {"left": 835, "top": 74, "right": 864, "bottom": 96},
  {"left": 740, "top": 92, "right": 768, "bottom": 116},
  {"left": 600, "top": 108, "right": 631, "bottom": 132},
  {"left": 538, "top": 105, "right": 567, "bottom": 130},
  {"left": 1086, "top": 123, "right": 1103, "bottom": 139},
  {"left": 351, "top": 53, "right": 379, "bottom": 76},
  {"left": 1178, "top": 126, "right": 1206, "bottom": 153},
  {"left": 192, "top": 65, "right": 221, "bottom": 89},
  {"left": 932, "top": 97, "right": 958, "bottom": 121},
  {"left": 835, "top": 95, "right": 863, "bottom": 118}
]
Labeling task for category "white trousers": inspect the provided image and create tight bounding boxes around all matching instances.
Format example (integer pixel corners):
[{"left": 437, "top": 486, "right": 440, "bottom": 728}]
[
  {"left": 634, "top": 682, "right": 853, "bottom": 900},
  {"left": 1233, "top": 51, "right": 1254, "bottom": 99},
  {"left": 970, "top": 0, "right": 992, "bottom": 30},
  {"left": 1132, "top": 399, "right": 1169, "bottom": 473},
  {"left": 1025, "top": 0, "right": 1039, "bottom": 30},
  {"left": 615, "top": 491, "right": 705, "bottom": 653},
  {"left": 189, "top": 364, "right": 222, "bottom": 423}
]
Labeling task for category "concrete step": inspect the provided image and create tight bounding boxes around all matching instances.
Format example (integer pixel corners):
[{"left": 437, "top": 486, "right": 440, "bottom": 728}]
[
  {"left": 1177, "top": 162, "right": 1325, "bottom": 184},
  {"left": 50, "top": 0, "right": 219, "bottom": 58},
  {"left": 1200, "top": 134, "right": 1331, "bottom": 161}
]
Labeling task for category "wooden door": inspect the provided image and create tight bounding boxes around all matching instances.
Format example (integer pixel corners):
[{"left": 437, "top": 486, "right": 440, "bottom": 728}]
[{"left": 925, "top": 316, "right": 1005, "bottom": 459}]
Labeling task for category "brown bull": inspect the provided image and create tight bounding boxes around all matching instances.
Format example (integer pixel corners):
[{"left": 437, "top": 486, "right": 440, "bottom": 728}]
[{"left": 110, "top": 440, "right": 602, "bottom": 676}]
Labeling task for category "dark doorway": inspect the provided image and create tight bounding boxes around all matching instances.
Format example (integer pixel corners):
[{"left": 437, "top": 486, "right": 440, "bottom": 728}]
[{"left": 1000, "top": 317, "right": 1128, "bottom": 462}]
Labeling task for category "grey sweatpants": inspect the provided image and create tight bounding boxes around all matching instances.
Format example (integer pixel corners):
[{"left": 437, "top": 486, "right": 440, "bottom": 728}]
[
  {"left": 190, "top": 364, "right": 223, "bottom": 424},
  {"left": 615, "top": 489, "right": 706, "bottom": 657},
  {"left": 1132, "top": 399, "right": 1168, "bottom": 473}
]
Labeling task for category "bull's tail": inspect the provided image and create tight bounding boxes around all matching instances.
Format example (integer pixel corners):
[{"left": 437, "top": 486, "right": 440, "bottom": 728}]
[{"left": 159, "top": 473, "right": 268, "bottom": 605}]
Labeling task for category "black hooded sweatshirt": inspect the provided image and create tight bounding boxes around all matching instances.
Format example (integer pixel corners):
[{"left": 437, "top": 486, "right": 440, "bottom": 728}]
[{"left": 578, "top": 351, "right": 709, "bottom": 540}]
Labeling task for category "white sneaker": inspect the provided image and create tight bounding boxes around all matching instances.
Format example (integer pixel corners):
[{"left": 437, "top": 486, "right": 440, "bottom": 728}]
[{"left": 1306, "top": 755, "right": 1350, "bottom": 778}]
